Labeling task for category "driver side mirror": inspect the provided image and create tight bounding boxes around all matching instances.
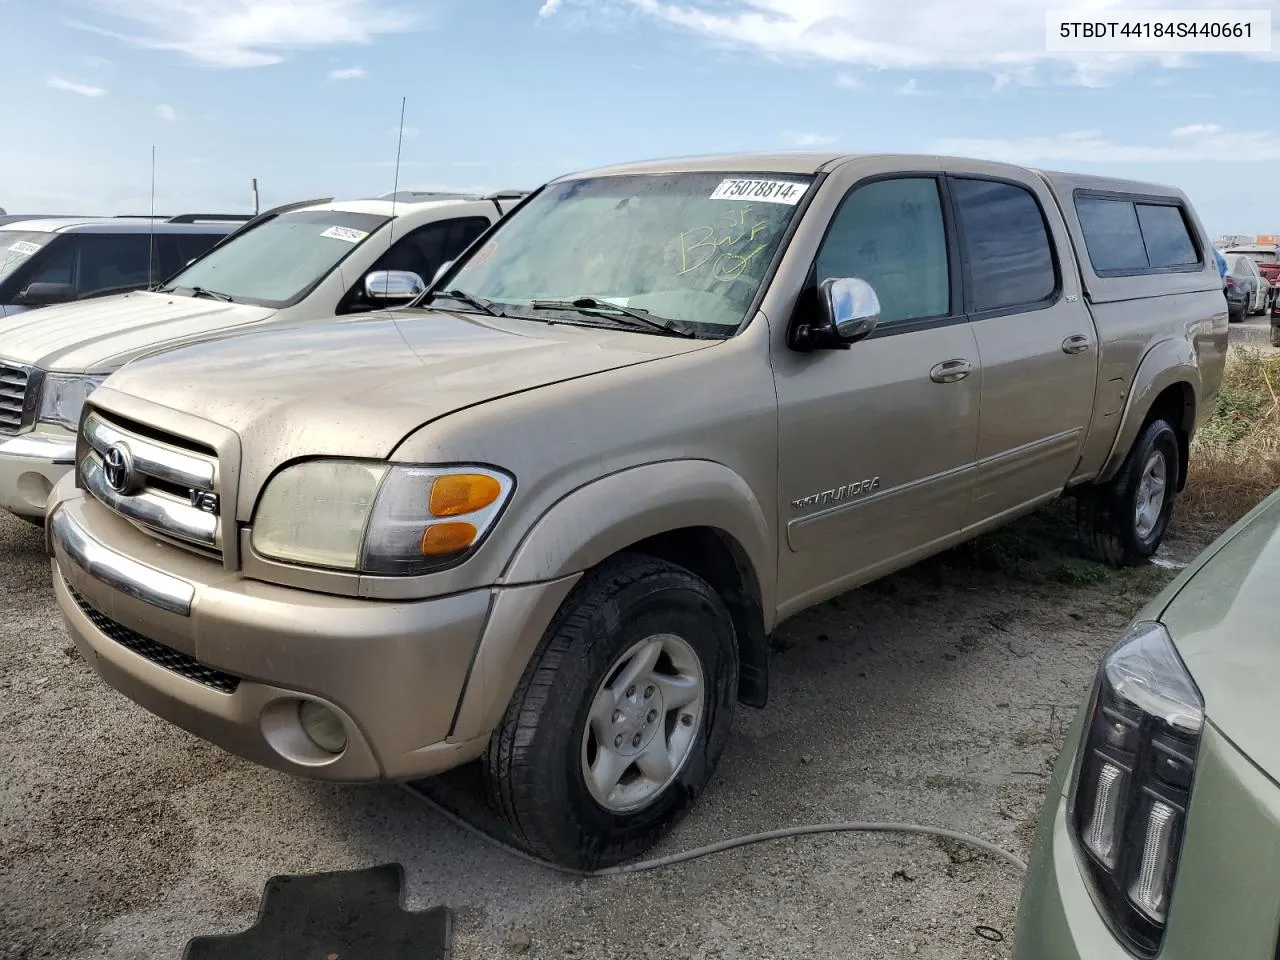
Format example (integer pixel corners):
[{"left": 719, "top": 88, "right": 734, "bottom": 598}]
[
  {"left": 791, "top": 277, "right": 881, "bottom": 351},
  {"left": 364, "top": 269, "right": 426, "bottom": 302},
  {"left": 432, "top": 260, "right": 454, "bottom": 286},
  {"left": 19, "top": 282, "right": 76, "bottom": 306}
]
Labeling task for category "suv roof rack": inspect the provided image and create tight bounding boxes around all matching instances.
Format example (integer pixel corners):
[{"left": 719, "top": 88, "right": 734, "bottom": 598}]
[
  {"left": 111, "top": 213, "right": 253, "bottom": 223},
  {"left": 377, "top": 190, "right": 476, "bottom": 203},
  {"left": 483, "top": 189, "right": 529, "bottom": 200}
]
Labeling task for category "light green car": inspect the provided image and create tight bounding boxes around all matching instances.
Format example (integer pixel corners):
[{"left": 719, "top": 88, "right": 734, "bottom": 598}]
[{"left": 1015, "top": 489, "right": 1280, "bottom": 958}]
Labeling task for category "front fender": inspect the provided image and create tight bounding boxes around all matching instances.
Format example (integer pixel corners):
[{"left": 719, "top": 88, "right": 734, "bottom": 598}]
[
  {"left": 501, "top": 459, "right": 775, "bottom": 605},
  {"left": 446, "top": 461, "right": 776, "bottom": 742},
  {"left": 1098, "top": 339, "right": 1200, "bottom": 485}
]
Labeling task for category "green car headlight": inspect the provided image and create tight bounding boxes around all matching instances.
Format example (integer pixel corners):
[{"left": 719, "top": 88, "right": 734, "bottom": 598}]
[
  {"left": 1068, "top": 620, "right": 1203, "bottom": 957},
  {"left": 251, "top": 459, "right": 514, "bottom": 574},
  {"left": 39, "top": 373, "right": 109, "bottom": 430}
]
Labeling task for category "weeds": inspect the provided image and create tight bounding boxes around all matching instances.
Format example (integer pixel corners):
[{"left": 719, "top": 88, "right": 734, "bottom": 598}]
[{"left": 1181, "top": 348, "right": 1280, "bottom": 530}]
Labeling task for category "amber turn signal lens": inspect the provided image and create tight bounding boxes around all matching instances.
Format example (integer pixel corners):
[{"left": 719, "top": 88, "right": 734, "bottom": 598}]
[
  {"left": 429, "top": 474, "right": 502, "bottom": 517},
  {"left": 420, "top": 521, "right": 478, "bottom": 556}
]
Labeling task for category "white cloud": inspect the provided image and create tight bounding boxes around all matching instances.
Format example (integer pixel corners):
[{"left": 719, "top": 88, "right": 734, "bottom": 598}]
[
  {"left": 780, "top": 131, "right": 837, "bottom": 148},
  {"left": 328, "top": 66, "right": 367, "bottom": 80},
  {"left": 392, "top": 125, "right": 420, "bottom": 139},
  {"left": 47, "top": 77, "right": 107, "bottom": 97},
  {"left": 897, "top": 78, "right": 922, "bottom": 95},
  {"left": 156, "top": 103, "right": 177, "bottom": 121},
  {"left": 70, "top": 0, "right": 422, "bottom": 68},
  {"left": 1172, "top": 123, "right": 1221, "bottom": 137},
  {"left": 541, "top": 0, "right": 1280, "bottom": 86},
  {"left": 835, "top": 71, "right": 862, "bottom": 88},
  {"left": 538, "top": 0, "right": 563, "bottom": 15},
  {"left": 933, "top": 128, "right": 1280, "bottom": 165}
]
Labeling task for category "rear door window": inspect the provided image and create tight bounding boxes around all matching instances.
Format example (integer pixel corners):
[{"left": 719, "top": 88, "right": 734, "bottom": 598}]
[{"left": 952, "top": 178, "right": 1057, "bottom": 312}]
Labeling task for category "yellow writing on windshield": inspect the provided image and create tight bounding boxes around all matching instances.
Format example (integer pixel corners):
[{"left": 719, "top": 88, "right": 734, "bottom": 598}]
[{"left": 677, "top": 206, "right": 772, "bottom": 282}]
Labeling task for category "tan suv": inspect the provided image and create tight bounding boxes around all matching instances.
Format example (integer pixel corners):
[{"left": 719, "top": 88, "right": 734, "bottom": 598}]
[{"left": 46, "top": 153, "right": 1227, "bottom": 868}]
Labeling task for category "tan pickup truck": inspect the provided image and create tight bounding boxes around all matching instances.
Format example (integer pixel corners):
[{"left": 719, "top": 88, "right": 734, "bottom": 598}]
[{"left": 46, "top": 153, "right": 1227, "bottom": 868}]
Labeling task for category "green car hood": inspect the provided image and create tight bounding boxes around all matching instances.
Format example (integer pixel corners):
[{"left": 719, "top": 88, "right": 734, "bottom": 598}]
[{"left": 1161, "top": 489, "right": 1280, "bottom": 780}]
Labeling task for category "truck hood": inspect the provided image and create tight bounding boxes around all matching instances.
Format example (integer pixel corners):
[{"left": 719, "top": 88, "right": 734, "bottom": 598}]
[
  {"left": 98, "top": 310, "right": 715, "bottom": 485},
  {"left": 1160, "top": 492, "right": 1280, "bottom": 781},
  {"left": 0, "top": 290, "right": 274, "bottom": 373}
]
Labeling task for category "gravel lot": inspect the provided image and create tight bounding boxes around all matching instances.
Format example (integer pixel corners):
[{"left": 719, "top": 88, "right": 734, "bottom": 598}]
[{"left": 1, "top": 323, "right": 1266, "bottom": 960}]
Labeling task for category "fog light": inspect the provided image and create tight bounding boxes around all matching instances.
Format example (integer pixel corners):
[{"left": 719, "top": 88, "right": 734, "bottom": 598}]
[{"left": 298, "top": 701, "right": 348, "bottom": 754}]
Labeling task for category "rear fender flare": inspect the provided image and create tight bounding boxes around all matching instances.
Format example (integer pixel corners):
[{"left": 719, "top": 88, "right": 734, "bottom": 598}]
[{"left": 1098, "top": 339, "right": 1200, "bottom": 485}]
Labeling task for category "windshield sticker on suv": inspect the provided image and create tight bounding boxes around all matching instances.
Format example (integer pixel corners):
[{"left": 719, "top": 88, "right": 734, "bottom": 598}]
[
  {"left": 320, "top": 225, "right": 369, "bottom": 244},
  {"left": 6, "top": 240, "right": 41, "bottom": 257},
  {"left": 709, "top": 179, "right": 808, "bottom": 205}
]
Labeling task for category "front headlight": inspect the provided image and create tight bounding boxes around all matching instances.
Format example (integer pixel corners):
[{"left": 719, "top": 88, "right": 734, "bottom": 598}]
[
  {"left": 1069, "top": 620, "right": 1203, "bottom": 957},
  {"left": 251, "top": 459, "right": 514, "bottom": 575},
  {"left": 39, "top": 373, "right": 109, "bottom": 430}
]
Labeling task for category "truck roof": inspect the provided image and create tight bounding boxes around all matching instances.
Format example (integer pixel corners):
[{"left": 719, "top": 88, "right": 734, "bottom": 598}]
[{"left": 554, "top": 153, "right": 1192, "bottom": 200}]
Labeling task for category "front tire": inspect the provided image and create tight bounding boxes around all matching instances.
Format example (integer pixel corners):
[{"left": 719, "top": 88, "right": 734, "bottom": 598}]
[
  {"left": 483, "top": 554, "right": 738, "bottom": 869},
  {"left": 1271, "top": 324, "right": 1280, "bottom": 348},
  {"left": 1080, "top": 418, "right": 1180, "bottom": 566}
]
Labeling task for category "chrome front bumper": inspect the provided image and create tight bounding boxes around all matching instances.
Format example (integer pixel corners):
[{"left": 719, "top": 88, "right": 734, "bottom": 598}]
[{"left": 50, "top": 506, "right": 194, "bottom": 615}]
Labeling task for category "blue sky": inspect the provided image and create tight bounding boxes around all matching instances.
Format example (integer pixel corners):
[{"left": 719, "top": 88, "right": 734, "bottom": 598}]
[{"left": 3, "top": 0, "right": 1279, "bottom": 237}]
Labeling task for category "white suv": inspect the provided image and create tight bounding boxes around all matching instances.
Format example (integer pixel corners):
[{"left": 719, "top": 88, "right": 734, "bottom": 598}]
[{"left": 0, "top": 190, "right": 524, "bottom": 523}]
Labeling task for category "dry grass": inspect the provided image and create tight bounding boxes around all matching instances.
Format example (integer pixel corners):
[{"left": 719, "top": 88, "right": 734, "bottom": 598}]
[{"left": 1181, "top": 347, "right": 1280, "bottom": 530}]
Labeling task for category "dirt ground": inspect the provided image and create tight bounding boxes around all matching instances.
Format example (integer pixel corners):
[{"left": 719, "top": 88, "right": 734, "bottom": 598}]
[{"left": 1, "top": 493, "right": 1219, "bottom": 960}]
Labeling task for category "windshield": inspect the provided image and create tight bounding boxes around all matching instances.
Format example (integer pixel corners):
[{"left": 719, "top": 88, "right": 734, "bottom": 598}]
[
  {"left": 444, "top": 172, "right": 813, "bottom": 332},
  {"left": 162, "top": 210, "right": 389, "bottom": 306},
  {"left": 0, "top": 232, "right": 53, "bottom": 283}
]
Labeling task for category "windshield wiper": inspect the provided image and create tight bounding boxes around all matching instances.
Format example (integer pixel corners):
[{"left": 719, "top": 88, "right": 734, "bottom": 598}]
[
  {"left": 528, "top": 297, "right": 696, "bottom": 338},
  {"left": 161, "top": 284, "right": 234, "bottom": 302},
  {"left": 423, "top": 288, "right": 501, "bottom": 317}
]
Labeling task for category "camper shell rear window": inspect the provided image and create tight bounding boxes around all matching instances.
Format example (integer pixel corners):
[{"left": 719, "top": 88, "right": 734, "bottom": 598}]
[{"left": 1073, "top": 191, "right": 1203, "bottom": 278}]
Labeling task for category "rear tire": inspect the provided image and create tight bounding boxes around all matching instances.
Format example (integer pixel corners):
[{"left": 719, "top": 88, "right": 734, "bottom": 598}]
[
  {"left": 1271, "top": 325, "right": 1280, "bottom": 348},
  {"left": 1079, "top": 418, "right": 1180, "bottom": 567},
  {"left": 483, "top": 553, "right": 738, "bottom": 870}
]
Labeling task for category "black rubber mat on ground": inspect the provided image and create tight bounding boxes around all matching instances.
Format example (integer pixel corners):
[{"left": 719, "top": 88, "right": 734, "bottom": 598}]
[{"left": 182, "top": 863, "right": 452, "bottom": 960}]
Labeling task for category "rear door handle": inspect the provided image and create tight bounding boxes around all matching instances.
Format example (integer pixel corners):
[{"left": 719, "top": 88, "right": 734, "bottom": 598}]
[
  {"left": 1062, "top": 334, "right": 1091, "bottom": 355},
  {"left": 929, "top": 359, "right": 972, "bottom": 383}
]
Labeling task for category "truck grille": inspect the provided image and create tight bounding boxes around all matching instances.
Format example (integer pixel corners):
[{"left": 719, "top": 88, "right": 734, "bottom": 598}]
[
  {"left": 0, "top": 361, "right": 30, "bottom": 434},
  {"left": 79, "top": 410, "right": 224, "bottom": 559},
  {"left": 64, "top": 578, "right": 240, "bottom": 694}
]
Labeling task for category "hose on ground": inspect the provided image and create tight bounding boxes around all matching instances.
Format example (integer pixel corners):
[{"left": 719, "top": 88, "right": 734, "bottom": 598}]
[{"left": 398, "top": 783, "right": 1027, "bottom": 878}]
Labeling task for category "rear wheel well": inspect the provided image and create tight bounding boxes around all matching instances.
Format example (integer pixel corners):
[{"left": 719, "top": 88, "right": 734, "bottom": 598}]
[
  {"left": 1142, "top": 383, "right": 1195, "bottom": 491},
  {"left": 623, "top": 527, "right": 769, "bottom": 708}
]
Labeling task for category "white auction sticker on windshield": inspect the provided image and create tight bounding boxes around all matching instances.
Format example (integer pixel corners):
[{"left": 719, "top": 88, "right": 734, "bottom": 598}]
[
  {"left": 7, "top": 241, "right": 41, "bottom": 256},
  {"left": 709, "top": 178, "right": 808, "bottom": 205},
  {"left": 320, "top": 225, "right": 369, "bottom": 243}
]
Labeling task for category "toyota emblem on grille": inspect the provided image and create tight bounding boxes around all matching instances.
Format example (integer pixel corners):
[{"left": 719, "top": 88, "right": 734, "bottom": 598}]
[{"left": 102, "top": 443, "right": 137, "bottom": 494}]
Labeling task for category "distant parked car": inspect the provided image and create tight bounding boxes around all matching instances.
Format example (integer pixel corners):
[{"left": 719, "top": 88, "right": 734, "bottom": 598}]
[
  {"left": 1222, "top": 253, "right": 1265, "bottom": 320},
  {"left": 0, "top": 190, "right": 524, "bottom": 522},
  {"left": 1013, "top": 486, "right": 1280, "bottom": 959},
  {"left": 0, "top": 214, "right": 249, "bottom": 317},
  {"left": 1224, "top": 242, "right": 1280, "bottom": 307}
]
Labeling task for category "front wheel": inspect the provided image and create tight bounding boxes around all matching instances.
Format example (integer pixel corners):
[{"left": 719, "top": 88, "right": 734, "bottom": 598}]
[
  {"left": 1272, "top": 324, "right": 1280, "bottom": 348},
  {"left": 483, "top": 554, "right": 738, "bottom": 869},
  {"left": 1079, "top": 418, "right": 1180, "bottom": 566}
]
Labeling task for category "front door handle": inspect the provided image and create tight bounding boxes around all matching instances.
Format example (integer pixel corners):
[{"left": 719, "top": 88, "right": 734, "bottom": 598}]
[
  {"left": 1062, "top": 334, "right": 1091, "bottom": 355},
  {"left": 930, "top": 359, "right": 972, "bottom": 383}
]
